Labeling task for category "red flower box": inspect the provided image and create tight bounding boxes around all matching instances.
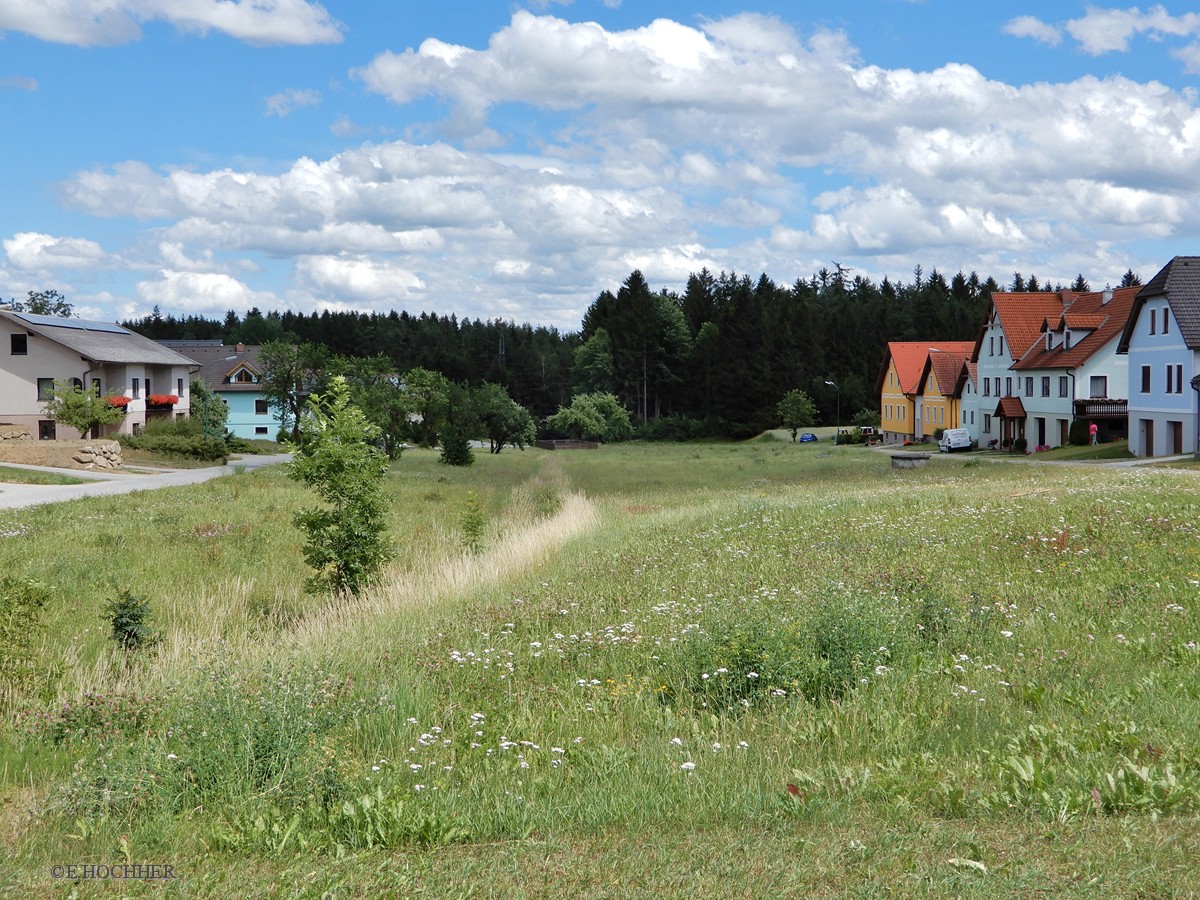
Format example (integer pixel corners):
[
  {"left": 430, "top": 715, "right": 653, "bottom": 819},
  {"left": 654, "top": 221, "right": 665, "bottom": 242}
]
[
  {"left": 106, "top": 395, "right": 131, "bottom": 409},
  {"left": 147, "top": 394, "right": 179, "bottom": 407}
]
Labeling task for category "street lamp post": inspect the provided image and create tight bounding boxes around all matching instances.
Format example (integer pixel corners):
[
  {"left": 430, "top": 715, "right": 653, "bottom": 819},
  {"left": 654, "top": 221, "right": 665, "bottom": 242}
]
[{"left": 824, "top": 379, "right": 840, "bottom": 445}]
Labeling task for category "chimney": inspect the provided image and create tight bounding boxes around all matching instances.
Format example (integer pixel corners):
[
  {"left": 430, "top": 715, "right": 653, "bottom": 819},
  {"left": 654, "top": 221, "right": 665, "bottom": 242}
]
[
  {"left": 1101, "top": 290, "right": 1113, "bottom": 305},
  {"left": 236, "top": 342, "right": 246, "bottom": 352}
]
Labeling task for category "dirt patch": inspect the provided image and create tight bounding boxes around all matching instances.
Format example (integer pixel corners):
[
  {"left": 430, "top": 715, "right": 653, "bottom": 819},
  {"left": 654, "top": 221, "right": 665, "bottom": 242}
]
[{"left": 0, "top": 438, "right": 123, "bottom": 470}]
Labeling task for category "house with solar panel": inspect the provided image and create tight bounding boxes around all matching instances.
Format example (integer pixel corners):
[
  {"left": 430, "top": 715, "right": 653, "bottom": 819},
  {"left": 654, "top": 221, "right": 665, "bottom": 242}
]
[{"left": 0, "top": 309, "right": 195, "bottom": 439}]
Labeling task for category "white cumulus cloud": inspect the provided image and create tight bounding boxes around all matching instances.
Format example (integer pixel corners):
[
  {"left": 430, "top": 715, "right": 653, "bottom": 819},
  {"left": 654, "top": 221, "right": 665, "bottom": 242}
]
[
  {"left": 0, "top": 0, "right": 343, "bottom": 47},
  {"left": 1003, "top": 15, "right": 1063, "bottom": 46},
  {"left": 4, "top": 232, "right": 109, "bottom": 270}
]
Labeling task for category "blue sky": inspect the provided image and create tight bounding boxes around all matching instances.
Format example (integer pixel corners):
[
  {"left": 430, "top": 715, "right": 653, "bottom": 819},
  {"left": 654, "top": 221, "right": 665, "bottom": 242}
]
[{"left": 3, "top": 1, "right": 1200, "bottom": 330}]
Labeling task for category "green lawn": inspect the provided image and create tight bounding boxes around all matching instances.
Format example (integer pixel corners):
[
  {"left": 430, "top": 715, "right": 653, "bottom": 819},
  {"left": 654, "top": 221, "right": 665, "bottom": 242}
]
[
  {"left": 3, "top": 441, "right": 1200, "bottom": 897},
  {"left": 0, "top": 465, "right": 88, "bottom": 485}
]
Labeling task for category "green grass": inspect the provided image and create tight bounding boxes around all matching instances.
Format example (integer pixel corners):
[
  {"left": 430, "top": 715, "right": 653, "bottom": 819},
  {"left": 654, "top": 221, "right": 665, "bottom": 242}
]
[
  {"left": 0, "top": 465, "right": 88, "bottom": 485},
  {"left": 3, "top": 441, "right": 1200, "bottom": 896},
  {"left": 1021, "top": 439, "right": 1134, "bottom": 461}
]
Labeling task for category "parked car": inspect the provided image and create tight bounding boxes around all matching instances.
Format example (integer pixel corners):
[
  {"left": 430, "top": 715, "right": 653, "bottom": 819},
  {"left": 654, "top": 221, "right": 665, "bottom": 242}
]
[
  {"left": 938, "top": 428, "right": 972, "bottom": 452},
  {"left": 799, "top": 432, "right": 819, "bottom": 443}
]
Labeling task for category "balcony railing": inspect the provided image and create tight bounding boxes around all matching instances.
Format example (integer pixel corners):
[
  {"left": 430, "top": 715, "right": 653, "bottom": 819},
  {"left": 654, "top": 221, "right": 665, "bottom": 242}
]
[{"left": 1074, "top": 398, "right": 1128, "bottom": 418}]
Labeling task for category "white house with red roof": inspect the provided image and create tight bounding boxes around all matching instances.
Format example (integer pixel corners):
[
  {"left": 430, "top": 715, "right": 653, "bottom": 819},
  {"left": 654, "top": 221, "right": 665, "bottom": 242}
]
[{"left": 1010, "top": 286, "right": 1138, "bottom": 448}]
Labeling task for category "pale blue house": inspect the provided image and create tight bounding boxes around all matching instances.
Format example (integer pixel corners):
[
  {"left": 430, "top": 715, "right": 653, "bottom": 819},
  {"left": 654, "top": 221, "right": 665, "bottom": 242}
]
[
  {"left": 1117, "top": 256, "right": 1200, "bottom": 457},
  {"left": 161, "top": 341, "right": 282, "bottom": 441}
]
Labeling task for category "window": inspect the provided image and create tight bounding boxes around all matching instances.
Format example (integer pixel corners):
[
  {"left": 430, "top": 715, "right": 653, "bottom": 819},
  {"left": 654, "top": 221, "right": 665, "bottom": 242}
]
[
  {"left": 132, "top": 378, "right": 140, "bottom": 398},
  {"left": 1058, "top": 376, "right": 1068, "bottom": 398},
  {"left": 983, "top": 413, "right": 992, "bottom": 433},
  {"left": 970, "top": 410, "right": 975, "bottom": 425},
  {"left": 1025, "top": 377, "right": 1033, "bottom": 396},
  {"left": 255, "top": 426, "right": 269, "bottom": 436},
  {"left": 983, "top": 379, "right": 990, "bottom": 397},
  {"left": 255, "top": 399, "right": 269, "bottom": 415},
  {"left": 1163, "top": 308, "right": 1170, "bottom": 335},
  {"left": 989, "top": 336, "right": 994, "bottom": 356},
  {"left": 1090, "top": 375, "right": 1107, "bottom": 398},
  {"left": 993, "top": 377, "right": 1000, "bottom": 396},
  {"left": 999, "top": 336, "right": 1005, "bottom": 356},
  {"left": 1166, "top": 365, "right": 1174, "bottom": 394},
  {"left": 37, "top": 378, "right": 54, "bottom": 402},
  {"left": 10, "top": 334, "right": 27, "bottom": 355},
  {"left": 1151, "top": 313, "right": 1157, "bottom": 335},
  {"left": 92, "top": 377, "right": 101, "bottom": 395},
  {"left": 1177, "top": 365, "right": 1184, "bottom": 394},
  {"left": 1041, "top": 376, "right": 1050, "bottom": 397},
  {"left": 1005, "top": 377, "right": 1012, "bottom": 396},
  {"left": 38, "top": 420, "right": 56, "bottom": 441},
  {"left": 1141, "top": 366, "right": 1151, "bottom": 393},
  {"left": 177, "top": 377, "right": 184, "bottom": 395},
  {"left": 145, "top": 378, "right": 151, "bottom": 396}
]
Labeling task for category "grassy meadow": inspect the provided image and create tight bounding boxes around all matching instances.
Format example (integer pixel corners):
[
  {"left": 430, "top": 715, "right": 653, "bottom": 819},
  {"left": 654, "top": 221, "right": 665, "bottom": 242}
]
[{"left": 3, "top": 439, "right": 1200, "bottom": 897}]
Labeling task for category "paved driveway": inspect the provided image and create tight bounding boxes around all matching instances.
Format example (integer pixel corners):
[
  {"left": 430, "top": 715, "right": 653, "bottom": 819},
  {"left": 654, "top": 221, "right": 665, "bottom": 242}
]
[{"left": 0, "top": 453, "right": 292, "bottom": 510}]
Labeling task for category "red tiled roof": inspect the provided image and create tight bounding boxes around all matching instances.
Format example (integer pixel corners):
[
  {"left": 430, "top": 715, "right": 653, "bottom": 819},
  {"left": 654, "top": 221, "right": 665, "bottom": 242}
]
[
  {"left": 1062, "top": 313, "right": 1106, "bottom": 331},
  {"left": 989, "top": 292, "right": 1066, "bottom": 360},
  {"left": 925, "top": 343, "right": 975, "bottom": 397},
  {"left": 882, "top": 341, "right": 974, "bottom": 395},
  {"left": 1014, "top": 287, "right": 1139, "bottom": 371},
  {"left": 994, "top": 396, "right": 1026, "bottom": 418}
]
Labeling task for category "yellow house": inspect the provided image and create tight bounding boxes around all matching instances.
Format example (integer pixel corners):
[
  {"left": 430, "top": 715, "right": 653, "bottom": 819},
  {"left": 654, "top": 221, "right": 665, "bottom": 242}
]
[
  {"left": 876, "top": 341, "right": 974, "bottom": 444},
  {"left": 917, "top": 343, "right": 974, "bottom": 438}
]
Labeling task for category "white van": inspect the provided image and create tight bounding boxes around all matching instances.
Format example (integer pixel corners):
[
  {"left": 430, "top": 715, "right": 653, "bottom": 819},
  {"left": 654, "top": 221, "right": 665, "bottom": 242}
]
[{"left": 938, "top": 428, "right": 972, "bottom": 453}]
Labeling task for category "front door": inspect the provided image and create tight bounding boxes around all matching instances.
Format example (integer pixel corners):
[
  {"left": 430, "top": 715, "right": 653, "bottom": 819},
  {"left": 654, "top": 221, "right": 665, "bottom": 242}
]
[{"left": 1172, "top": 420, "right": 1183, "bottom": 454}]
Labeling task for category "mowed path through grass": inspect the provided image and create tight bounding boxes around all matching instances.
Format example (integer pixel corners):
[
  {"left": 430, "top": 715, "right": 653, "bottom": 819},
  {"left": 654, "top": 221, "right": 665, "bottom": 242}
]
[{"left": 3, "top": 440, "right": 1200, "bottom": 897}]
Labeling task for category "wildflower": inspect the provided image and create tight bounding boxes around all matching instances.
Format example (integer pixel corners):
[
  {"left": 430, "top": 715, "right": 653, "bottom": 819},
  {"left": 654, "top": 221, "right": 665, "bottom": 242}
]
[
  {"left": 670, "top": 737, "right": 683, "bottom": 746},
  {"left": 681, "top": 761, "right": 696, "bottom": 771},
  {"left": 414, "top": 784, "right": 425, "bottom": 792}
]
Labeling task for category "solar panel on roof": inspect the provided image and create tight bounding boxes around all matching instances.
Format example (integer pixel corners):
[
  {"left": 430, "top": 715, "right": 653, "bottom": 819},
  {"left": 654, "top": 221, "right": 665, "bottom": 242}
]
[{"left": 13, "top": 312, "right": 129, "bottom": 334}]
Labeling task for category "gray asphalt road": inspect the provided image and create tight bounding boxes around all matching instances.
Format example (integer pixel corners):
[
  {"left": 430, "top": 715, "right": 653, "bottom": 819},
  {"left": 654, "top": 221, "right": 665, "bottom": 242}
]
[{"left": 0, "top": 453, "right": 292, "bottom": 510}]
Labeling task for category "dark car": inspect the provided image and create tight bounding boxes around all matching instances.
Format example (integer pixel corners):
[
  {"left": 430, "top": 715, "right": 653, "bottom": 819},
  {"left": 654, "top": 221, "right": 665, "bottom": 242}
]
[{"left": 799, "top": 432, "right": 819, "bottom": 443}]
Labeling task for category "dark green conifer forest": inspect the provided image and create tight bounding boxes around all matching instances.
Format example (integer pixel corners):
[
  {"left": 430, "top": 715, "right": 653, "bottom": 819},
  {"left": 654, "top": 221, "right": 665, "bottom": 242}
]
[{"left": 127, "top": 265, "right": 1135, "bottom": 436}]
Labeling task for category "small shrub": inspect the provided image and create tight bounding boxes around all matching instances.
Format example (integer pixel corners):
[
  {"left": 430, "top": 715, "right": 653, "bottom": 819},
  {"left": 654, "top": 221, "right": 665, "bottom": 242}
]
[
  {"left": 103, "top": 590, "right": 157, "bottom": 652},
  {"left": 119, "top": 433, "right": 228, "bottom": 462},
  {"left": 438, "top": 427, "right": 475, "bottom": 467},
  {"left": 1012, "top": 437, "right": 1028, "bottom": 454}
]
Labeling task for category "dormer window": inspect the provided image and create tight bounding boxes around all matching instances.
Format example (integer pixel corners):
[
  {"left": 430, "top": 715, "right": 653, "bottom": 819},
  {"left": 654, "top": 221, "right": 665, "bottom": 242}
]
[
  {"left": 228, "top": 364, "right": 259, "bottom": 384},
  {"left": 1064, "top": 330, "right": 1072, "bottom": 350}
]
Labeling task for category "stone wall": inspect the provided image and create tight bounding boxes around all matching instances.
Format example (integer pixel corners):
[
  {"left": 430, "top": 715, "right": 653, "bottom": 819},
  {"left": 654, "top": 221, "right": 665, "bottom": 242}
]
[{"left": 0, "top": 437, "right": 124, "bottom": 470}]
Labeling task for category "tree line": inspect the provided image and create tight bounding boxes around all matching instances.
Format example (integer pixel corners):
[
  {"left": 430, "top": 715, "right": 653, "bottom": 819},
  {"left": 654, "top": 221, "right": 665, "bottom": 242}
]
[{"left": 123, "top": 265, "right": 1142, "bottom": 438}]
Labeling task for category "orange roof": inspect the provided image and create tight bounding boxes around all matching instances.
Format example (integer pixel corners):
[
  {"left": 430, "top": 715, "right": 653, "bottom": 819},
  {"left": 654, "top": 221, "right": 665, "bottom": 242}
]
[
  {"left": 989, "top": 292, "right": 1066, "bottom": 360},
  {"left": 882, "top": 341, "right": 974, "bottom": 395},
  {"left": 1061, "top": 313, "right": 1106, "bottom": 331},
  {"left": 1014, "top": 287, "right": 1140, "bottom": 371},
  {"left": 924, "top": 343, "right": 976, "bottom": 397},
  {"left": 994, "top": 396, "right": 1026, "bottom": 418}
]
